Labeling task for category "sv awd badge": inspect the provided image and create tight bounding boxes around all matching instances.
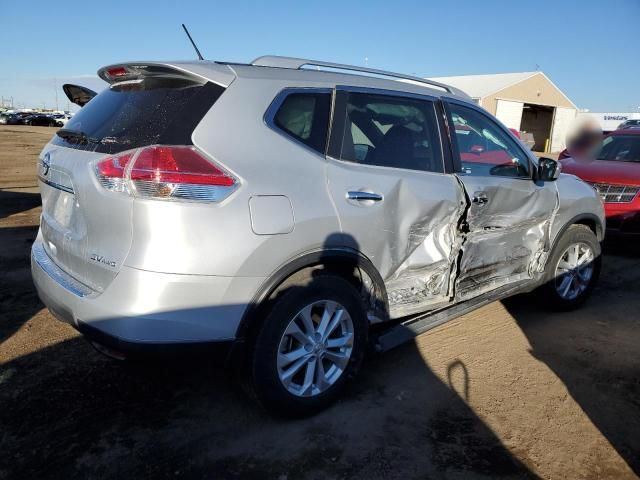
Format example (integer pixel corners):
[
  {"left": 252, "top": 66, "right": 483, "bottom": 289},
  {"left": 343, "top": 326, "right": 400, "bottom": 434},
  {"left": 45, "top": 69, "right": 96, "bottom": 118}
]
[{"left": 90, "top": 254, "right": 116, "bottom": 268}]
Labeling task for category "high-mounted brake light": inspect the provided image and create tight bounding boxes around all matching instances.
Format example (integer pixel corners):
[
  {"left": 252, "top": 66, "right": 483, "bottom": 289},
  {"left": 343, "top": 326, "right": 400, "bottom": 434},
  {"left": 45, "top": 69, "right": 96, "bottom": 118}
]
[
  {"left": 95, "top": 146, "right": 238, "bottom": 202},
  {"left": 106, "top": 67, "right": 128, "bottom": 79}
]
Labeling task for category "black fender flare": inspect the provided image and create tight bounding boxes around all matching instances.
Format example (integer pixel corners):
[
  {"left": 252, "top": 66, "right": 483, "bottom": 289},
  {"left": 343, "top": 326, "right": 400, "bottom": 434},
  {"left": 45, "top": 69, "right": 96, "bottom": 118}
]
[
  {"left": 234, "top": 248, "right": 388, "bottom": 342},
  {"left": 551, "top": 213, "right": 604, "bottom": 251}
]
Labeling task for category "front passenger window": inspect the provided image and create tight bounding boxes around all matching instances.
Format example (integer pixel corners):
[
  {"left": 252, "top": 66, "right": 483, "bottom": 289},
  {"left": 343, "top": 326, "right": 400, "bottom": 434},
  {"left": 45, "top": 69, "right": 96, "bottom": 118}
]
[{"left": 448, "top": 103, "right": 531, "bottom": 178}]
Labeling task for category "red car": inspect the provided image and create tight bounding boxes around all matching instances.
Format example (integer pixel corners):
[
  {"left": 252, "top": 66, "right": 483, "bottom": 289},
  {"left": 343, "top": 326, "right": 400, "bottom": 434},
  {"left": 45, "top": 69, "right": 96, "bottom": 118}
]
[{"left": 560, "top": 129, "right": 640, "bottom": 235}]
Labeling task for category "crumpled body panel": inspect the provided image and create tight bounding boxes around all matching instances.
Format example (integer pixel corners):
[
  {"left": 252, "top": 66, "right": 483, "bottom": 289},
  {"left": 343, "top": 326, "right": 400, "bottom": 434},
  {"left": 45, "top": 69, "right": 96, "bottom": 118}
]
[
  {"left": 386, "top": 221, "right": 462, "bottom": 317},
  {"left": 328, "top": 156, "right": 560, "bottom": 320},
  {"left": 325, "top": 159, "right": 466, "bottom": 319},
  {"left": 455, "top": 217, "right": 549, "bottom": 300},
  {"left": 453, "top": 175, "right": 559, "bottom": 302},
  {"left": 382, "top": 174, "right": 559, "bottom": 316}
]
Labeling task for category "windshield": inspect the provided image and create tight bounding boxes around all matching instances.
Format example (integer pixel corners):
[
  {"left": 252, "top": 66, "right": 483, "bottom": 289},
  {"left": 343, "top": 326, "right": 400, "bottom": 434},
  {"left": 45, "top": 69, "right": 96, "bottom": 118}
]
[{"left": 595, "top": 135, "right": 640, "bottom": 163}]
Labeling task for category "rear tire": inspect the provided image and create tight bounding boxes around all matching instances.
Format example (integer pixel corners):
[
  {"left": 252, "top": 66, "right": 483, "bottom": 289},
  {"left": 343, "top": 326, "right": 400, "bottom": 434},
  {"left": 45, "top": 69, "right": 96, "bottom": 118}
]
[
  {"left": 248, "top": 272, "right": 367, "bottom": 417},
  {"left": 541, "top": 224, "right": 601, "bottom": 310}
]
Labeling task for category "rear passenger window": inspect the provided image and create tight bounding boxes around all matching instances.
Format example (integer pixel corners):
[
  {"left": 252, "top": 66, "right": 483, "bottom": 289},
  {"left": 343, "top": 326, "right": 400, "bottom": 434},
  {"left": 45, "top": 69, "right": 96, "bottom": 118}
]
[
  {"left": 328, "top": 91, "right": 444, "bottom": 173},
  {"left": 273, "top": 91, "right": 331, "bottom": 154}
]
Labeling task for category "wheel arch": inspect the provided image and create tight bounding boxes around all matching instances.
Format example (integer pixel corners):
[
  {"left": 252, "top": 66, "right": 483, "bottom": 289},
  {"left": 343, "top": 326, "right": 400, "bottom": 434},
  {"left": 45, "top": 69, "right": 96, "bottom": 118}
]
[
  {"left": 234, "top": 248, "right": 389, "bottom": 344},
  {"left": 551, "top": 213, "right": 604, "bottom": 251}
]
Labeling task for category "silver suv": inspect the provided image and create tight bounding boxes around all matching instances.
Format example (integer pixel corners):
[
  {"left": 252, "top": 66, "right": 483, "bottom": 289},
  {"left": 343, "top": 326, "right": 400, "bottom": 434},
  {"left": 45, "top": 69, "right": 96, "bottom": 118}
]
[{"left": 31, "top": 56, "right": 605, "bottom": 415}]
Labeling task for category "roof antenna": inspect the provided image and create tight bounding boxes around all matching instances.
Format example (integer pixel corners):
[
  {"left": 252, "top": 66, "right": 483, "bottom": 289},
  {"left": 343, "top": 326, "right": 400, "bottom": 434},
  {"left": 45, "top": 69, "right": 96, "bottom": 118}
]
[{"left": 181, "top": 24, "right": 204, "bottom": 60}]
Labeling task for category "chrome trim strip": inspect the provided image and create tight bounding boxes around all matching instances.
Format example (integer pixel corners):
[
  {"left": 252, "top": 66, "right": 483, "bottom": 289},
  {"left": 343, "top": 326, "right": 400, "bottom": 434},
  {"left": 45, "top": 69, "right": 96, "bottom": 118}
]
[
  {"left": 38, "top": 176, "right": 75, "bottom": 194},
  {"left": 32, "top": 242, "right": 94, "bottom": 297}
]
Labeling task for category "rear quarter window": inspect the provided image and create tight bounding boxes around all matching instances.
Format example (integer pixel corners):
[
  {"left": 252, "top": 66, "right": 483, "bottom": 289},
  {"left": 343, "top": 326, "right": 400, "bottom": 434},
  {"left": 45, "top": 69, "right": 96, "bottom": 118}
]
[{"left": 270, "top": 91, "right": 331, "bottom": 154}]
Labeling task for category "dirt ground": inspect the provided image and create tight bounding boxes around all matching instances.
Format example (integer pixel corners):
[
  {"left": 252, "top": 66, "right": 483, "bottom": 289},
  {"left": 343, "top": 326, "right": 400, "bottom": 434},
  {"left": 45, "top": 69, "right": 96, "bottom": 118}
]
[{"left": 0, "top": 125, "right": 638, "bottom": 480}]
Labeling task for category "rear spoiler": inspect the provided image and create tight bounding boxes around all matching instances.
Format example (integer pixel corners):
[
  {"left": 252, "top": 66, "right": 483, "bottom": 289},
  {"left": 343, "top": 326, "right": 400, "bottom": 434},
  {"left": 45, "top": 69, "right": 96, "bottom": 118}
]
[{"left": 97, "top": 61, "right": 235, "bottom": 88}]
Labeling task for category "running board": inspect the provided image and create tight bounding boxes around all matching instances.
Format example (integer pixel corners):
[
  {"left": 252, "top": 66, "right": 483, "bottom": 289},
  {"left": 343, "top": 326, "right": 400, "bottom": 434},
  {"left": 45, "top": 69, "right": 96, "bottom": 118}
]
[{"left": 374, "top": 280, "right": 532, "bottom": 352}]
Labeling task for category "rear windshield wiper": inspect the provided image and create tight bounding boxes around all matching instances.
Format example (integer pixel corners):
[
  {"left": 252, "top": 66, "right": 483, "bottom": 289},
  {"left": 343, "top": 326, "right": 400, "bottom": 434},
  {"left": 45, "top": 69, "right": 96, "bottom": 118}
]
[{"left": 56, "top": 128, "right": 100, "bottom": 145}]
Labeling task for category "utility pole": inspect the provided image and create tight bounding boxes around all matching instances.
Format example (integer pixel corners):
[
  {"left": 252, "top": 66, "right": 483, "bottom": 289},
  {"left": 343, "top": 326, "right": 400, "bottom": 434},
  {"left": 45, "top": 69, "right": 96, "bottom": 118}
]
[{"left": 54, "top": 77, "right": 59, "bottom": 111}]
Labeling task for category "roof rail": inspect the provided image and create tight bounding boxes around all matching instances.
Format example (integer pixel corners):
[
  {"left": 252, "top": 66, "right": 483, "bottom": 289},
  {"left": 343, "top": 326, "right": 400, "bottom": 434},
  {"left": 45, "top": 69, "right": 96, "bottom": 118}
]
[{"left": 251, "top": 55, "right": 469, "bottom": 98}]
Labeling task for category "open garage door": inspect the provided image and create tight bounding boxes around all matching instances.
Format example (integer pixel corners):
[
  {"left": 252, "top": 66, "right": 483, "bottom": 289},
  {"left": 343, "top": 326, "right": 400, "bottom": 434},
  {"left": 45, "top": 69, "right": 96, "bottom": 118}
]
[
  {"left": 495, "top": 100, "right": 524, "bottom": 130},
  {"left": 521, "top": 104, "right": 554, "bottom": 152},
  {"left": 550, "top": 107, "right": 577, "bottom": 152}
]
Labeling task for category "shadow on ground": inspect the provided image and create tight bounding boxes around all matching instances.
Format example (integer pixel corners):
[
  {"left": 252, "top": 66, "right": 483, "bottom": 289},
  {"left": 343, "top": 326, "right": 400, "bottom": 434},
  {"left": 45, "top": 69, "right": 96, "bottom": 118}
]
[
  {"left": 0, "top": 230, "right": 535, "bottom": 480},
  {"left": 504, "top": 239, "right": 640, "bottom": 477},
  {"left": 0, "top": 333, "right": 536, "bottom": 480},
  {"left": 0, "top": 189, "right": 41, "bottom": 220},
  {"left": 0, "top": 190, "right": 42, "bottom": 345}
]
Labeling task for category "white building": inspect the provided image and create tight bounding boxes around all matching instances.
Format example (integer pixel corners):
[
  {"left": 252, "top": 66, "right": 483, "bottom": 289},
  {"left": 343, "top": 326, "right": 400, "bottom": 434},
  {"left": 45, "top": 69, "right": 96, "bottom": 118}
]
[
  {"left": 429, "top": 71, "right": 578, "bottom": 152},
  {"left": 575, "top": 111, "right": 640, "bottom": 133}
]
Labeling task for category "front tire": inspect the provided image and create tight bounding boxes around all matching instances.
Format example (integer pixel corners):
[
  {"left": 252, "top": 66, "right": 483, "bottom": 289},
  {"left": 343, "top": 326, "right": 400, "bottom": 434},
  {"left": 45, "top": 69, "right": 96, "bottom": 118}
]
[
  {"left": 248, "top": 273, "right": 367, "bottom": 417},
  {"left": 541, "top": 224, "right": 601, "bottom": 310}
]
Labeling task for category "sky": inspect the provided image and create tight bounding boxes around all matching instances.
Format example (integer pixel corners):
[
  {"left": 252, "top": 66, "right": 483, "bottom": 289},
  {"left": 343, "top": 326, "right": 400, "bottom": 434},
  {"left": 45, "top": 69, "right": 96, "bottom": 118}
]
[{"left": 1, "top": 0, "right": 638, "bottom": 112}]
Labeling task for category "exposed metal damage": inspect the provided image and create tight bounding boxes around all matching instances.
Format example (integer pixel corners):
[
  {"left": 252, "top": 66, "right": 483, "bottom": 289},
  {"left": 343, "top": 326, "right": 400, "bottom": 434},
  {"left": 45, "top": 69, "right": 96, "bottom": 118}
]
[
  {"left": 384, "top": 176, "right": 560, "bottom": 319},
  {"left": 383, "top": 183, "right": 467, "bottom": 318}
]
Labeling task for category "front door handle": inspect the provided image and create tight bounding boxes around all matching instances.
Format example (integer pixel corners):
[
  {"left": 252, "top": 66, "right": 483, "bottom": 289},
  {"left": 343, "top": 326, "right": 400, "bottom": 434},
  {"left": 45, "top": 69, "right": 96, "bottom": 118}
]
[
  {"left": 472, "top": 192, "right": 489, "bottom": 205},
  {"left": 347, "top": 191, "right": 384, "bottom": 202}
]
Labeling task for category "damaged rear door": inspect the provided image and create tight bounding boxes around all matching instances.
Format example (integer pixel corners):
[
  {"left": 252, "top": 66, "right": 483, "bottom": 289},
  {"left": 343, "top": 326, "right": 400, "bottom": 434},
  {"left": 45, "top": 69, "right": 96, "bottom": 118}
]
[
  {"left": 444, "top": 100, "right": 558, "bottom": 301},
  {"left": 326, "top": 87, "right": 467, "bottom": 319}
]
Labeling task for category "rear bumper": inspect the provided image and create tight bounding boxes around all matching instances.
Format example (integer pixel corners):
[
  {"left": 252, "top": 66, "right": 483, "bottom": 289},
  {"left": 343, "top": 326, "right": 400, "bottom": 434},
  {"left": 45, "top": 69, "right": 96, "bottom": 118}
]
[
  {"left": 75, "top": 320, "right": 233, "bottom": 359},
  {"left": 31, "top": 238, "right": 264, "bottom": 347}
]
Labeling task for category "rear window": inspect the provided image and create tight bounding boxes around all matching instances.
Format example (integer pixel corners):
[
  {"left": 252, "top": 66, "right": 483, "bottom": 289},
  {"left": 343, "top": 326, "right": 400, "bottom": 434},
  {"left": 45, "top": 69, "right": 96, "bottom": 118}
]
[{"left": 52, "top": 77, "right": 225, "bottom": 154}]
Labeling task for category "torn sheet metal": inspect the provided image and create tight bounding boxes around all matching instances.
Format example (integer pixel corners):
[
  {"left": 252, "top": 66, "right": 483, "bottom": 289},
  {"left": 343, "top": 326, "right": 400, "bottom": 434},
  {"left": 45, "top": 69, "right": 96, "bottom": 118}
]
[
  {"left": 379, "top": 179, "right": 468, "bottom": 319},
  {"left": 327, "top": 157, "right": 560, "bottom": 320},
  {"left": 325, "top": 158, "right": 467, "bottom": 320},
  {"left": 452, "top": 174, "right": 560, "bottom": 302},
  {"left": 386, "top": 221, "right": 462, "bottom": 317},
  {"left": 454, "top": 218, "right": 548, "bottom": 301}
]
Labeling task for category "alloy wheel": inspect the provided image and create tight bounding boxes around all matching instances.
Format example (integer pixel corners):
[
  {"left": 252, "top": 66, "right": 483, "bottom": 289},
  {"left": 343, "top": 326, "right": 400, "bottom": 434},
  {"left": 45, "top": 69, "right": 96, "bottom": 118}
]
[
  {"left": 554, "top": 242, "right": 595, "bottom": 300},
  {"left": 277, "top": 300, "right": 354, "bottom": 397}
]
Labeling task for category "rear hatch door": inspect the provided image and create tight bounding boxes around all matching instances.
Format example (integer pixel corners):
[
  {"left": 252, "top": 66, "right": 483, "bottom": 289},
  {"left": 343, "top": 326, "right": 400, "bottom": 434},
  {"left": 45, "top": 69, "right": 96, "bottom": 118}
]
[{"left": 39, "top": 63, "right": 229, "bottom": 292}]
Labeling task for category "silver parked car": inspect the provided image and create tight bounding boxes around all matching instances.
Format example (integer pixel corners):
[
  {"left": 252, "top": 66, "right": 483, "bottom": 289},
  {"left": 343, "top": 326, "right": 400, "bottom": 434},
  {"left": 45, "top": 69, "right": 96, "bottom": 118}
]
[{"left": 32, "top": 56, "right": 605, "bottom": 415}]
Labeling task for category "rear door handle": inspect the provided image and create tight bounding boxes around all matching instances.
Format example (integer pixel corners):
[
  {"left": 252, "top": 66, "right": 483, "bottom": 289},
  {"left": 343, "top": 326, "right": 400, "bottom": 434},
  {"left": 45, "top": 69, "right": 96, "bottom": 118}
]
[
  {"left": 346, "top": 191, "right": 384, "bottom": 202},
  {"left": 472, "top": 192, "right": 489, "bottom": 205}
]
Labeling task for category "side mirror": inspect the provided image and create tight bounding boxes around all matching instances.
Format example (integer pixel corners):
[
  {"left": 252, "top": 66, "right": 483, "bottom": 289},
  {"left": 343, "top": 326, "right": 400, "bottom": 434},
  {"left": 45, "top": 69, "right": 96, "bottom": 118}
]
[{"left": 537, "top": 157, "right": 561, "bottom": 181}]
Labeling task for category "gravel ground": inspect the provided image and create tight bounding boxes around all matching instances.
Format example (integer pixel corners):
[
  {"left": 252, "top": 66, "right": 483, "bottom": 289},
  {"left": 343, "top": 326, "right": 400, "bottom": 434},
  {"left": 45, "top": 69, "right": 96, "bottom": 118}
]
[{"left": 0, "top": 125, "right": 638, "bottom": 479}]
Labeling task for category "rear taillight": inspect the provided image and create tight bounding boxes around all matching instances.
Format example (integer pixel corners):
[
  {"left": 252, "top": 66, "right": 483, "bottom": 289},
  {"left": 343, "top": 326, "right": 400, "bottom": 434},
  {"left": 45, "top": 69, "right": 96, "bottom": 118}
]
[{"left": 95, "top": 145, "right": 238, "bottom": 202}]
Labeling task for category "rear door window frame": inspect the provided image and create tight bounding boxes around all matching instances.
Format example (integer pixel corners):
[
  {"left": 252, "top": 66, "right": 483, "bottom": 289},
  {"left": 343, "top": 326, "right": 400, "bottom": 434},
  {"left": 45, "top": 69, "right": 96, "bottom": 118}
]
[{"left": 327, "top": 85, "right": 449, "bottom": 175}]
